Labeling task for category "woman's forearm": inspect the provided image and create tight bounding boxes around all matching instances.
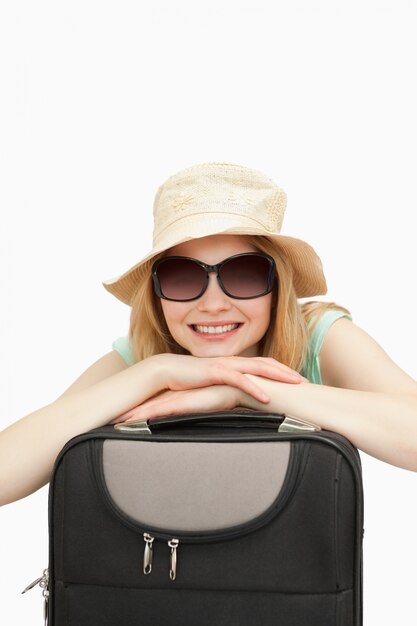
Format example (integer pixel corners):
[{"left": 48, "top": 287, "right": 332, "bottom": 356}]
[
  {"left": 245, "top": 375, "right": 417, "bottom": 471},
  {"left": 0, "top": 359, "right": 163, "bottom": 506}
]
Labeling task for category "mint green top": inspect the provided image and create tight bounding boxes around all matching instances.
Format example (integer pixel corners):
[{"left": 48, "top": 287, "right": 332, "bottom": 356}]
[{"left": 112, "top": 308, "right": 352, "bottom": 384}]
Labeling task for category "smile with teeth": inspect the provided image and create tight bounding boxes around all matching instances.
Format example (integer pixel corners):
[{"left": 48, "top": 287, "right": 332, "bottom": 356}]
[{"left": 192, "top": 323, "right": 240, "bottom": 334}]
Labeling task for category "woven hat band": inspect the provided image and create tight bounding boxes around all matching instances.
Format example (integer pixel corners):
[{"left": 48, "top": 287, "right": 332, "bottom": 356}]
[{"left": 152, "top": 170, "right": 287, "bottom": 246}]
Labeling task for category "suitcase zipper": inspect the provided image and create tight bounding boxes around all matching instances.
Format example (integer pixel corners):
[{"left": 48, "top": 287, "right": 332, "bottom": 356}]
[
  {"left": 22, "top": 568, "right": 49, "bottom": 625},
  {"left": 143, "top": 533, "right": 154, "bottom": 574},
  {"left": 168, "top": 538, "right": 179, "bottom": 580},
  {"left": 142, "top": 533, "right": 180, "bottom": 581}
]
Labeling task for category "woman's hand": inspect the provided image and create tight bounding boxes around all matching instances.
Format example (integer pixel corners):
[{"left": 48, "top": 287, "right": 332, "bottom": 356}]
[
  {"left": 114, "top": 372, "right": 310, "bottom": 423},
  {"left": 114, "top": 384, "right": 244, "bottom": 423},
  {"left": 148, "top": 353, "right": 308, "bottom": 404}
]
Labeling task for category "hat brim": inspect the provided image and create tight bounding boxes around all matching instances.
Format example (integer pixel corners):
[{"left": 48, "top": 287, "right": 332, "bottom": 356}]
[{"left": 102, "top": 220, "right": 327, "bottom": 305}]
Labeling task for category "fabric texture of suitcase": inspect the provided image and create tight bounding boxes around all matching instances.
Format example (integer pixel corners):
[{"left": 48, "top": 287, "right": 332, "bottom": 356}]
[{"left": 45, "top": 410, "right": 364, "bottom": 626}]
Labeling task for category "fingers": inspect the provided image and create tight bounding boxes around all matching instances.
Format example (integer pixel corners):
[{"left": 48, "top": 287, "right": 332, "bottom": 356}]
[
  {"left": 223, "top": 371, "right": 270, "bottom": 402},
  {"left": 207, "top": 358, "right": 302, "bottom": 390},
  {"left": 217, "top": 356, "right": 303, "bottom": 382},
  {"left": 162, "top": 354, "right": 305, "bottom": 398},
  {"left": 120, "top": 386, "right": 238, "bottom": 422},
  {"left": 115, "top": 391, "right": 177, "bottom": 422}
]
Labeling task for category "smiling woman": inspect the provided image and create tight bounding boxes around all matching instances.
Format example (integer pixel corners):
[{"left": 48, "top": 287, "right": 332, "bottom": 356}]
[
  {"left": 106, "top": 163, "right": 417, "bottom": 471},
  {"left": 157, "top": 237, "right": 274, "bottom": 358},
  {"left": 1, "top": 162, "right": 417, "bottom": 511}
]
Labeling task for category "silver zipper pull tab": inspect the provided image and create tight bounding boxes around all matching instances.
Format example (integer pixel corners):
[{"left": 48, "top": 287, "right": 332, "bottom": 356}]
[
  {"left": 43, "top": 587, "right": 49, "bottom": 626},
  {"left": 22, "top": 569, "right": 49, "bottom": 625},
  {"left": 168, "top": 539, "right": 179, "bottom": 581},
  {"left": 40, "top": 570, "right": 49, "bottom": 626},
  {"left": 143, "top": 533, "right": 154, "bottom": 575},
  {"left": 22, "top": 568, "right": 49, "bottom": 594},
  {"left": 22, "top": 576, "right": 44, "bottom": 594}
]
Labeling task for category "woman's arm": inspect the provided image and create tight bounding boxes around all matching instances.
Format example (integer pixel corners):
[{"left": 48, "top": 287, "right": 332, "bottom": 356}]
[
  {"left": 246, "top": 378, "right": 417, "bottom": 471},
  {"left": 245, "top": 318, "right": 417, "bottom": 471},
  {"left": 0, "top": 354, "right": 165, "bottom": 506},
  {"left": 0, "top": 351, "right": 303, "bottom": 506},
  {"left": 118, "top": 319, "right": 417, "bottom": 471},
  {"left": 117, "top": 377, "right": 417, "bottom": 470}
]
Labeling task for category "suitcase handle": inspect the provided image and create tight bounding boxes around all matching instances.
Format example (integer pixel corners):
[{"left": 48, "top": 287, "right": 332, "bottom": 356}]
[{"left": 114, "top": 410, "right": 321, "bottom": 434}]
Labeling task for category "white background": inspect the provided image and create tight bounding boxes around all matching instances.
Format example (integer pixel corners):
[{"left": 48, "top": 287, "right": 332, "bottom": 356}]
[{"left": 1, "top": 1, "right": 417, "bottom": 624}]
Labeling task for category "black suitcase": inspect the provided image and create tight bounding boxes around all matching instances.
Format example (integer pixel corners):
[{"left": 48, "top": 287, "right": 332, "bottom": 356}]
[{"left": 42, "top": 410, "right": 364, "bottom": 625}]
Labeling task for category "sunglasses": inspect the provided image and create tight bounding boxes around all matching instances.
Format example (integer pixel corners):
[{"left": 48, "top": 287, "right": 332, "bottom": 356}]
[{"left": 152, "top": 252, "right": 276, "bottom": 302}]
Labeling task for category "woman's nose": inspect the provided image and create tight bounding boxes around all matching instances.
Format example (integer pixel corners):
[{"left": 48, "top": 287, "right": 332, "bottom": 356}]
[{"left": 196, "top": 273, "right": 232, "bottom": 312}]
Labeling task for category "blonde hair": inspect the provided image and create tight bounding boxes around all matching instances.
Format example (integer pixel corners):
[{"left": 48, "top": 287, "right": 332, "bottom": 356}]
[{"left": 128, "top": 236, "right": 351, "bottom": 373}]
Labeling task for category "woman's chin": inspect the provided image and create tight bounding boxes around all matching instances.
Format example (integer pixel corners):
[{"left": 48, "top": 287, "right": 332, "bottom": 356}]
[{"left": 176, "top": 331, "right": 260, "bottom": 358}]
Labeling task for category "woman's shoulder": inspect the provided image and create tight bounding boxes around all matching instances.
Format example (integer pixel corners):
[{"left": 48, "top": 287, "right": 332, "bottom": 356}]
[
  {"left": 112, "top": 335, "right": 136, "bottom": 367},
  {"left": 56, "top": 350, "right": 129, "bottom": 401},
  {"left": 301, "top": 301, "right": 352, "bottom": 331},
  {"left": 307, "top": 306, "right": 353, "bottom": 347},
  {"left": 301, "top": 302, "right": 353, "bottom": 384}
]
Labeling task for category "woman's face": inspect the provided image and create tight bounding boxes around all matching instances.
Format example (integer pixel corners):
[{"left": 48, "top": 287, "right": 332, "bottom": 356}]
[{"left": 159, "top": 235, "right": 273, "bottom": 358}]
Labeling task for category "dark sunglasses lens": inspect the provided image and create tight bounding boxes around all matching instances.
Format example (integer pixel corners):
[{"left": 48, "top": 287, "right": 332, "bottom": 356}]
[
  {"left": 157, "top": 259, "right": 206, "bottom": 300},
  {"left": 219, "top": 255, "right": 272, "bottom": 298}
]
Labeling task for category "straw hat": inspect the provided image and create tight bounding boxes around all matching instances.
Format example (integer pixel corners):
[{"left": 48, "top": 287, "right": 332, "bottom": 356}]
[{"left": 102, "top": 162, "right": 327, "bottom": 305}]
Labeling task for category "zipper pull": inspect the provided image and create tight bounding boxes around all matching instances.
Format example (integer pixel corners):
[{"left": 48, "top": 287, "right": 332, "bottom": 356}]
[
  {"left": 22, "top": 569, "right": 49, "bottom": 626},
  {"left": 168, "top": 539, "right": 179, "bottom": 581},
  {"left": 43, "top": 587, "right": 49, "bottom": 626},
  {"left": 22, "top": 568, "right": 49, "bottom": 594},
  {"left": 143, "top": 533, "right": 154, "bottom": 575},
  {"left": 22, "top": 575, "right": 44, "bottom": 594}
]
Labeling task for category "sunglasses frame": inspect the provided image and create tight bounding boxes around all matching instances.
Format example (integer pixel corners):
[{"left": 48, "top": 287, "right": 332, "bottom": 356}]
[{"left": 152, "top": 252, "right": 276, "bottom": 302}]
